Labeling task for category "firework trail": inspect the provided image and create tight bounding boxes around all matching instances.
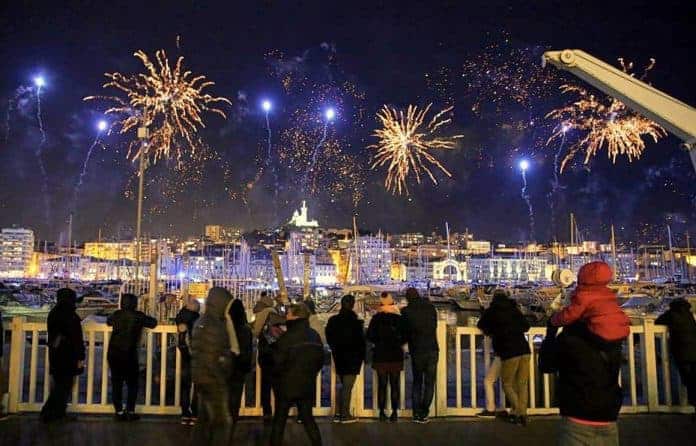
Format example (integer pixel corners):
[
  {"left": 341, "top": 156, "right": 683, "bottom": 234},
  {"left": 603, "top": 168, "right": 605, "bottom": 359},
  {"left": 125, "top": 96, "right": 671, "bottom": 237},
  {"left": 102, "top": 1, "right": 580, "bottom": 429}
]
[
  {"left": 4, "top": 86, "right": 33, "bottom": 143},
  {"left": 521, "top": 167, "right": 535, "bottom": 241},
  {"left": 70, "top": 130, "right": 106, "bottom": 214},
  {"left": 34, "top": 83, "right": 51, "bottom": 225},
  {"left": 305, "top": 121, "right": 329, "bottom": 192},
  {"left": 547, "top": 128, "right": 568, "bottom": 236}
]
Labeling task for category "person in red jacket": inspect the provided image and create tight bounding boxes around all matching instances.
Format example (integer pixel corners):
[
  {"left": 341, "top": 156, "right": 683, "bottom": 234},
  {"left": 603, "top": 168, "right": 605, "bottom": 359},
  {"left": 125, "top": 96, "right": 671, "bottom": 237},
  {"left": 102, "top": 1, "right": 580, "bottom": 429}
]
[{"left": 551, "top": 261, "right": 630, "bottom": 342}]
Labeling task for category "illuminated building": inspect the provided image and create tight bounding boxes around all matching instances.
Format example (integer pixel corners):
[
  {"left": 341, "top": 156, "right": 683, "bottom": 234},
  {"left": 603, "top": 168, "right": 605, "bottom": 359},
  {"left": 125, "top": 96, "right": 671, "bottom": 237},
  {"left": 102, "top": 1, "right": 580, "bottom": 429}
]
[
  {"left": 391, "top": 233, "right": 425, "bottom": 248},
  {"left": 348, "top": 233, "right": 392, "bottom": 284},
  {"left": 467, "top": 257, "right": 549, "bottom": 283},
  {"left": 204, "top": 225, "right": 242, "bottom": 243},
  {"left": 0, "top": 227, "right": 35, "bottom": 278},
  {"left": 466, "top": 240, "right": 492, "bottom": 255},
  {"left": 288, "top": 201, "right": 318, "bottom": 228},
  {"left": 432, "top": 258, "right": 468, "bottom": 281}
]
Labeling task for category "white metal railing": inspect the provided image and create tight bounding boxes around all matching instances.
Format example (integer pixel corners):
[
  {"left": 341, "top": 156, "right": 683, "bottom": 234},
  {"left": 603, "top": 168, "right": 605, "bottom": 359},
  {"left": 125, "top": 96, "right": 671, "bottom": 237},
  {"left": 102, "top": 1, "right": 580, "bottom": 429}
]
[{"left": 2, "top": 318, "right": 692, "bottom": 417}]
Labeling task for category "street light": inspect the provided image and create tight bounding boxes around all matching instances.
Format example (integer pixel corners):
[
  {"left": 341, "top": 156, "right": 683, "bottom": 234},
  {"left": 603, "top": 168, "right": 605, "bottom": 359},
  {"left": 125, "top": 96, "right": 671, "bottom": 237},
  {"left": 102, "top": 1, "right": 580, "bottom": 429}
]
[{"left": 135, "top": 126, "right": 149, "bottom": 283}]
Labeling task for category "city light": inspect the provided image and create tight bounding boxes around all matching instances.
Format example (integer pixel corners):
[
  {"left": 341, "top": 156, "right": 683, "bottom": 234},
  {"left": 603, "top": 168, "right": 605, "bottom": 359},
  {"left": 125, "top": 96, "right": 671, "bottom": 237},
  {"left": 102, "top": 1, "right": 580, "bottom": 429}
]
[
  {"left": 33, "top": 75, "right": 46, "bottom": 88},
  {"left": 97, "top": 120, "right": 108, "bottom": 132},
  {"left": 325, "top": 107, "right": 336, "bottom": 121},
  {"left": 262, "top": 99, "right": 272, "bottom": 112},
  {"left": 519, "top": 159, "right": 530, "bottom": 171}
]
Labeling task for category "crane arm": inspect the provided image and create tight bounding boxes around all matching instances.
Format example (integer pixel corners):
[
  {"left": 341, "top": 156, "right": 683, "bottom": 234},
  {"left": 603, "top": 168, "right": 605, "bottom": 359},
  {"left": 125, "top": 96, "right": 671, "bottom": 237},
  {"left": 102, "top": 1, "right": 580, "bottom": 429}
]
[{"left": 542, "top": 50, "right": 696, "bottom": 156}]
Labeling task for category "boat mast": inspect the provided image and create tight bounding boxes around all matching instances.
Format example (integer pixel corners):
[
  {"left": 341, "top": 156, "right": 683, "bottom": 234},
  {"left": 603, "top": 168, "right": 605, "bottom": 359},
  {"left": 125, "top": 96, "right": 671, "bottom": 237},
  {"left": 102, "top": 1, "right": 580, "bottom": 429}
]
[{"left": 611, "top": 224, "right": 617, "bottom": 281}]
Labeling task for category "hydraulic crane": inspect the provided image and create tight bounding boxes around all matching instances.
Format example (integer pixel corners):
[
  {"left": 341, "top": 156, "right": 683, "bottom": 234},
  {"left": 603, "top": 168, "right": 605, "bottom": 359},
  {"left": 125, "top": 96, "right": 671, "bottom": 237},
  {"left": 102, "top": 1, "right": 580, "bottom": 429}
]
[{"left": 542, "top": 49, "right": 696, "bottom": 172}]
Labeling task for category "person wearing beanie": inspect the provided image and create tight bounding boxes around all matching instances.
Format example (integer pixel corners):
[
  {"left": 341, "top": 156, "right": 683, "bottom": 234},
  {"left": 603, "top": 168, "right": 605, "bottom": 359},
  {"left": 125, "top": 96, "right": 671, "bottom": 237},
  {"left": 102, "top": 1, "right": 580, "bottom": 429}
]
[
  {"left": 366, "top": 292, "right": 406, "bottom": 422},
  {"left": 175, "top": 298, "right": 201, "bottom": 425},
  {"left": 325, "top": 294, "right": 366, "bottom": 423},
  {"left": 40, "top": 288, "right": 85, "bottom": 423},
  {"left": 106, "top": 293, "right": 158, "bottom": 421},
  {"left": 401, "top": 287, "right": 439, "bottom": 423}
]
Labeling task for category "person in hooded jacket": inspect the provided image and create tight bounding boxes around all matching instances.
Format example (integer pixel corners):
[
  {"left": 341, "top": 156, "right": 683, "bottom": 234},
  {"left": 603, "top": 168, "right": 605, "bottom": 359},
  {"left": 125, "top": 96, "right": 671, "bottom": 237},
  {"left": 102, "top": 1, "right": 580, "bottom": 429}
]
[
  {"left": 191, "top": 287, "right": 237, "bottom": 445},
  {"left": 551, "top": 261, "right": 630, "bottom": 343},
  {"left": 227, "top": 298, "right": 253, "bottom": 423},
  {"left": 252, "top": 291, "right": 280, "bottom": 421},
  {"left": 175, "top": 298, "right": 200, "bottom": 425},
  {"left": 270, "top": 303, "right": 324, "bottom": 446},
  {"left": 401, "top": 287, "right": 438, "bottom": 423},
  {"left": 477, "top": 289, "right": 531, "bottom": 426},
  {"left": 656, "top": 298, "right": 696, "bottom": 415},
  {"left": 366, "top": 292, "right": 406, "bottom": 422},
  {"left": 40, "top": 288, "right": 85, "bottom": 423},
  {"left": 325, "top": 294, "right": 365, "bottom": 423},
  {"left": 106, "top": 293, "right": 157, "bottom": 421}
]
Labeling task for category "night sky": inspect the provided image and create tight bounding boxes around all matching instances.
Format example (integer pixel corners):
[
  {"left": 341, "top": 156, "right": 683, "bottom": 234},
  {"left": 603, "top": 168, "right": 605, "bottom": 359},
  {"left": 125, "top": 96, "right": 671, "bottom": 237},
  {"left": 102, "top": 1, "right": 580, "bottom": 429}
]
[{"left": 1, "top": 1, "right": 695, "bottom": 245}]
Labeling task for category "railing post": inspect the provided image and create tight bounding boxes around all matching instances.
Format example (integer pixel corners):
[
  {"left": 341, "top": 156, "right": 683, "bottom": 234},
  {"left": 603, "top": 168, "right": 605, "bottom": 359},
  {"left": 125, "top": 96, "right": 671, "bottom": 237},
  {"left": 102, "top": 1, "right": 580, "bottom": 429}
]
[
  {"left": 7, "top": 317, "right": 26, "bottom": 413},
  {"left": 643, "top": 318, "right": 659, "bottom": 411},
  {"left": 435, "top": 320, "right": 447, "bottom": 417}
]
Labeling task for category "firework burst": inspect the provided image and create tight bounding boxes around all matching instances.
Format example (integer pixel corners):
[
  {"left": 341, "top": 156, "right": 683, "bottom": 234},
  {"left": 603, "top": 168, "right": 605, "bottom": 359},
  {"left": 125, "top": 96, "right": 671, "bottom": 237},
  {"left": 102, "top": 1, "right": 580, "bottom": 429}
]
[
  {"left": 85, "top": 49, "right": 231, "bottom": 162},
  {"left": 369, "top": 104, "right": 462, "bottom": 195},
  {"left": 546, "top": 59, "right": 666, "bottom": 172}
]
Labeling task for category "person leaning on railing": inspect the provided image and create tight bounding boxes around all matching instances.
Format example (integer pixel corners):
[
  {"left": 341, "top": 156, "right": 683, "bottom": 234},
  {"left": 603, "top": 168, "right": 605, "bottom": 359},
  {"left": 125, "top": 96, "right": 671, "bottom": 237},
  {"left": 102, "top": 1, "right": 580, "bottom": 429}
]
[
  {"left": 477, "top": 289, "right": 531, "bottom": 426},
  {"left": 175, "top": 298, "right": 200, "bottom": 425},
  {"left": 655, "top": 298, "right": 696, "bottom": 420}
]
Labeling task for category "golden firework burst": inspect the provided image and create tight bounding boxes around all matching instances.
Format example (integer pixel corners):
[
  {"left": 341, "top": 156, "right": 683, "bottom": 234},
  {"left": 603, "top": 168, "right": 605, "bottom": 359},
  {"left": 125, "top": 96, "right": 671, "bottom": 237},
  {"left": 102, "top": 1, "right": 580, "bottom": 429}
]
[
  {"left": 85, "top": 49, "right": 231, "bottom": 162},
  {"left": 369, "top": 104, "right": 462, "bottom": 195}
]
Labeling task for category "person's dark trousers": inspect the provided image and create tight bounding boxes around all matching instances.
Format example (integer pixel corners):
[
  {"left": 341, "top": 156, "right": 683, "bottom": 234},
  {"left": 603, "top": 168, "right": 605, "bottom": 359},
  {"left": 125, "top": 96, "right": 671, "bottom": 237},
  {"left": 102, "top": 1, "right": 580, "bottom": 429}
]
[
  {"left": 337, "top": 374, "right": 357, "bottom": 417},
  {"left": 228, "top": 371, "right": 246, "bottom": 422},
  {"left": 40, "top": 373, "right": 74, "bottom": 422},
  {"left": 192, "top": 384, "right": 232, "bottom": 446},
  {"left": 412, "top": 351, "right": 438, "bottom": 418},
  {"left": 677, "top": 361, "right": 696, "bottom": 407},
  {"left": 180, "top": 354, "right": 197, "bottom": 416},
  {"left": 377, "top": 371, "right": 400, "bottom": 412},
  {"left": 270, "top": 397, "right": 322, "bottom": 446},
  {"left": 260, "top": 362, "right": 274, "bottom": 417},
  {"left": 109, "top": 353, "right": 139, "bottom": 412}
]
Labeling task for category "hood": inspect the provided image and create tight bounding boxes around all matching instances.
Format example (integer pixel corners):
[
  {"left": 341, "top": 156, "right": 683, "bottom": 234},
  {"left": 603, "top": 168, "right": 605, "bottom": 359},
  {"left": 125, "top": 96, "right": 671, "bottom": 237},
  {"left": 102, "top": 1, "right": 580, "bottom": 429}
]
[
  {"left": 120, "top": 293, "right": 138, "bottom": 310},
  {"left": 55, "top": 288, "right": 77, "bottom": 310},
  {"left": 670, "top": 298, "right": 693, "bottom": 312},
  {"left": 577, "top": 261, "right": 613, "bottom": 286},
  {"left": 253, "top": 294, "right": 275, "bottom": 313},
  {"left": 405, "top": 287, "right": 420, "bottom": 304},
  {"left": 286, "top": 317, "right": 309, "bottom": 331},
  {"left": 205, "top": 287, "right": 232, "bottom": 319},
  {"left": 491, "top": 292, "right": 515, "bottom": 308}
]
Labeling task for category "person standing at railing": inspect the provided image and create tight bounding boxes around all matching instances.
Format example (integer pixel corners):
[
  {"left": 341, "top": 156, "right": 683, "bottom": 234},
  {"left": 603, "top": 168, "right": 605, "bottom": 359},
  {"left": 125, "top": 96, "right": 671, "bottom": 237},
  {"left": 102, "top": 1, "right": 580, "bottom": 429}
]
[
  {"left": 191, "top": 287, "right": 237, "bottom": 445},
  {"left": 175, "top": 298, "right": 200, "bottom": 425},
  {"left": 253, "top": 291, "right": 282, "bottom": 423},
  {"left": 325, "top": 294, "right": 365, "bottom": 424},
  {"left": 401, "top": 287, "right": 438, "bottom": 424},
  {"left": 270, "top": 303, "right": 324, "bottom": 446},
  {"left": 106, "top": 293, "right": 157, "bottom": 421},
  {"left": 655, "top": 298, "right": 696, "bottom": 419},
  {"left": 477, "top": 289, "right": 531, "bottom": 426},
  {"left": 227, "top": 298, "right": 253, "bottom": 424},
  {"left": 40, "top": 288, "right": 85, "bottom": 424},
  {"left": 366, "top": 292, "right": 406, "bottom": 423}
]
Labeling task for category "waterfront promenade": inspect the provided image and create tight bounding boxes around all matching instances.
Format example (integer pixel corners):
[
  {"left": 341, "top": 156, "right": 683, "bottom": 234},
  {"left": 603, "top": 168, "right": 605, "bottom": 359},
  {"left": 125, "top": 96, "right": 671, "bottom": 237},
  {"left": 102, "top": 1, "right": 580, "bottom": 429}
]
[{"left": 1, "top": 413, "right": 693, "bottom": 445}]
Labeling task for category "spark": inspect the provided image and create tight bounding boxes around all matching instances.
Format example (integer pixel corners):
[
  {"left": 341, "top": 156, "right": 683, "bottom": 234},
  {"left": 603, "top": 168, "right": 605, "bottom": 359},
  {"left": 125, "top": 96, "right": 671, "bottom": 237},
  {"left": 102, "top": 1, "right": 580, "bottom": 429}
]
[
  {"left": 369, "top": 104, "right": 462, "bottom": 195},
  {"left": 84, "top": 48, "right": 231, "bottom": 163},
  {"left": 546, "top": 59, "right": 666, "bottom": 172}
]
